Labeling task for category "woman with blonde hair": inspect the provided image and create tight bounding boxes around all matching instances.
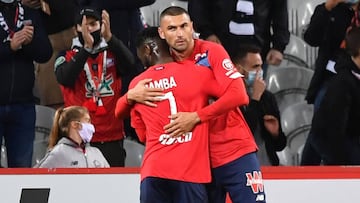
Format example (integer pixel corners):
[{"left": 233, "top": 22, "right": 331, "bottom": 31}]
[{"left": 36, "top": 106, "right": 109, "bottom": 168}]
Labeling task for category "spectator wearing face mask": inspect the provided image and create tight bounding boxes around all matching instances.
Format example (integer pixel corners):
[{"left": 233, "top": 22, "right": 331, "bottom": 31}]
[
  {"left": 54, "top": 8, "right": 135, "bottom": 167},
  {"left": 233, "top": 44, "right": 286, "bottom": 166},
  {"left": 35, "top": 106, "right": 109, "bottom": 168}
]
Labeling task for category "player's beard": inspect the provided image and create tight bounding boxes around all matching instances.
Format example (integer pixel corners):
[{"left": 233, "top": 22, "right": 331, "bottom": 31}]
[{"left": 172, "top": 42, "right": 187, "bottom": 53}]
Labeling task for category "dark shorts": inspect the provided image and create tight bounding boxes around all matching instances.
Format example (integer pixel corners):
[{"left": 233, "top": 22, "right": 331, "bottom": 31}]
[
  {"left": 208, "top": 152, "right": 266, "bottom": 203},
  {"left": 140, "top": 177, "right": 208, "bottom": 203}
]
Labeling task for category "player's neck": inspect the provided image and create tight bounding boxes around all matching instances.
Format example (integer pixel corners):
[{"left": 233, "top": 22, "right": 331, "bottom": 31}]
[{"left": 156, "top": 55, "right": 174, "bottom": 65}]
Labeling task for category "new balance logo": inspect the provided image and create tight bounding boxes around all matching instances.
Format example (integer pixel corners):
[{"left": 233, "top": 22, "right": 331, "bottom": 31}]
[{"left": 256, "top": 194, "right": 265, "bottom": 201}]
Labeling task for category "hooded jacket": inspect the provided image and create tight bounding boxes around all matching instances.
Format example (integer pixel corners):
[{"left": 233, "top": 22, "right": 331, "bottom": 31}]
[{"left": 36, "top": 137, "right": 110, "bottom": 168}]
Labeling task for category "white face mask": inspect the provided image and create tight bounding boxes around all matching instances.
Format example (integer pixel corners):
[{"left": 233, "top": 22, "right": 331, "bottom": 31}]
[{"left": 78, "top": 123, "right": 95, "bottom": 143}]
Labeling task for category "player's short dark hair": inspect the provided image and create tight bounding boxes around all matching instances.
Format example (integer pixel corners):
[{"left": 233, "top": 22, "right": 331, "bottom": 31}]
[
  {"left": 345, "top": 27, "right": 360, "bottom": 57},
  {"left": 232, "top": 44, "right": 262, "bottom": 65},
  {"left": 135, "top": 26, "right": 168, "bottom": 50},
  {"left": 160, "top": 6, "right": 189, "bottom": 20}
]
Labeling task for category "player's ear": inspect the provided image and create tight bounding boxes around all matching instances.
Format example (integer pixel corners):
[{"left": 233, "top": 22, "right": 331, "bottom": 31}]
[
  {"left": 144, "top": 44, "right": 152, "bottom": 56},
  {"left": 158, "top": 27, "right": 165, "bottom": 39}
]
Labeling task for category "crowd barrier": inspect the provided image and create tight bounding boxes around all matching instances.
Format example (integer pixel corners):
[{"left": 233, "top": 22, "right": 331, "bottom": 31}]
[{"left": 0, "top": 166, "right": 359, "bottom": 203}]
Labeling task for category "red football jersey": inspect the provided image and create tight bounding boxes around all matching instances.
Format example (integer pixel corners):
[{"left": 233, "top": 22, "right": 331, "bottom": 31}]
[
  {"left": 60, "top": 49, "right": 124, "bottom": 142},
  {"left": 130, "top": 61, "right": 221, "bottom": 183},
  {"left": 189, "top": 39, "right": 258, "bottom": 168}
]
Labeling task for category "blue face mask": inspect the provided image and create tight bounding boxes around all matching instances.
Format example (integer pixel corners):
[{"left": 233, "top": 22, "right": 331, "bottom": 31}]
[{"left": 245, "top": 70, "right": 263, "bottom": 86}]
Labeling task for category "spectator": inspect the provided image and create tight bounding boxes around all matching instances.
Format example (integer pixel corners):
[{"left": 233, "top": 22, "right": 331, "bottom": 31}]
[
  {"left": 0, "top": 0, "right": 52, "bottom": 167},
  {"left": 80, "top": 0, "right": 156, "bottom": 142},
  {"left": 188, "top": 0, "right": 290, "bottom": 75},
  {"left": 54, "top": 8, "right": 135, "bottom": 166},
  {"left": 310, "top": 27, "right": 360, "bottom": 165},
  {"left": 301, "top": 0, "right": 358, "bottom": 165},
  {"left": 36, "top": 106, "right": 109, "bottom": 168},
  {"left": 22, "top": 0, "right": 80, "bottom": 109},
  {"left": 232, "top": 44, "right": 286, "bottom": 166},
  {"left": 116, "top": 26, "right": 226, "bottom": 203}
]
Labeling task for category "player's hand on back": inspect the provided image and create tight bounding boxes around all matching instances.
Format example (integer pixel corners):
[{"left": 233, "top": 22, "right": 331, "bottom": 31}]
[
  {"left": 164, "top": 112, "right": 201, "bottom": 137},
  {"left": 127, "top": 79, "right": 164, "bottom": 107}
]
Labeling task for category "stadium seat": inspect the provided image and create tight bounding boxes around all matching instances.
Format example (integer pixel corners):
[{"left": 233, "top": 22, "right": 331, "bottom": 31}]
[
  {"left": 280, "top": 101, "right": 313, "bottom": 164},
  {"left": 276, "top": 92, "right": 306, "bottom": 114},
  {"left": 124, "top": 139, "right": 145, "bottom": 167},
  {"left": 281, "top": 101, "right": 313, "bottom": 136},
  {"left": 277, "top": 146, "right": 294, "bottom": 166},
  {"left": 283, "top": 35, "right": 309, "bottom": 68},
  {"left": 141, "top": 0, "right": 188, "bottom": 26},
  {"left": 294, "top": 143, "right": 305, "bottom": 165},
  {"left": 1, "top": 143, "right": 7, "bottom": 168},
  {"left": 266, "top": 66, "right": 313, "bottom": 94},
  {"left": 287, "top": 126, "right": 310, "bottom": 161},
  {"left": 288, "top": 0, "right": 322, "bottom": 36},
  {"left": 0, "top": 106, "right": 55, "bottom": 167},
  {"left": 33, "top": 105, "right": 56, "bottom": 166},
  {"left": 266, "top": 66, "right": 313, "bottom": 112}
]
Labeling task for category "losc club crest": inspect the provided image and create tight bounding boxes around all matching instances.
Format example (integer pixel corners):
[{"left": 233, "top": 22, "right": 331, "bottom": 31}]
[{"left": 222, "top": 59, "right": 234, "bottom": 71}]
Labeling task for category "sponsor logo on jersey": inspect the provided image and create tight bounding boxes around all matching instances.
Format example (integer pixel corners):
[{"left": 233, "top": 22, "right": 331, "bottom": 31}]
[
  {"left": 246, "top": 171, "right": 264, "bottom": 194},
  {"left": 85, "top": 74, "right": 115, "bottom": 98},
  {"left": 106, "top": 58, "right": 115, "bottom": 67},
  {"left": 145, "top": 76, "right": 177, "bottom": 90},
  {"left": 159, "top": 132, "right": 193, "bottom": 145}
]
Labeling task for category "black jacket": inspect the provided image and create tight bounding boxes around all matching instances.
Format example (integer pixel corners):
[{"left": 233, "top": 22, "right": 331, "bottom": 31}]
[
  {"left": 0, "top": 4, "right": 52, "bottom": 104},
  {"left": 41, "top": 0, "right": 80, "bottom": 35},
  {"left": 311, "top": 58, "right": 360, "bottom": 165},
  {"left": 55, "top": 36, "right": 135, "bottom": 87},
  {"left": 303, "top": 3, "right": 353, "bottom": 104},
  {"left": 241, "top": 90, "right": 287, "bottom": 166},
  {"left": 80, "top": 0, "right": 156, "bottom": 89},
  {"left": 80, "top": 0, "right": 155, "bottom": 54},
  {"left": 188, "top": 0, "right": 290, "bottom": 58}
]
